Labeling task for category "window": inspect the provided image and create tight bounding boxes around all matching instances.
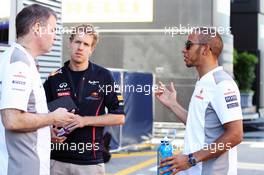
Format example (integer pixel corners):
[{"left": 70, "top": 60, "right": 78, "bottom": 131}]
[
  {"left": 0, "top": 1, "right": 10, "bottom": 44},
  {"left": 62, "top": 0, "right": 153, "bottom": 23}
]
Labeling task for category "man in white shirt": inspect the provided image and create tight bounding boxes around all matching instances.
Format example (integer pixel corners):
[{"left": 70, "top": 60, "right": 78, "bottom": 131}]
[
  {"left": 0, "top": 4, "right": 75, "bottom": 175},
  {"left": 157, "top": 27, "right": 243, "bottom": 175}
]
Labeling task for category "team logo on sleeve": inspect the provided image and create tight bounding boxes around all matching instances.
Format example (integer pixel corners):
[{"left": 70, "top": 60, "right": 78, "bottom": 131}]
[
  {"left": 12, "top": 80, "right": 26, "bottom": 85},
  {"left": 117, "top": 95, "right": 123, "bottom": 101},
  {"left": 13, "top": 72, "right": 26, "bottom": 79},
  {"left": 11, "top": 79, "right": 27, "bottom": 91},
  {"left": 224, "top": 88, "right": 236, "bottom": 96},
  {"left": 117, "top": 95, "right": 124, "bottom": 106},
  {"left": 227, "top": 102, "right": 239, "bottom": 109},
  {"left": 225, "top": 95, "right": 237, "bottom": 103}
]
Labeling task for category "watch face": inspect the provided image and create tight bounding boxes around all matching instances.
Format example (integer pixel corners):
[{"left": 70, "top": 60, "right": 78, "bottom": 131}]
[
  {"left": 188, "top": 154, "right": 197, "bottom": 166},
  {"left": 191, "top": 158, "right": 196, "bottom": 164}
]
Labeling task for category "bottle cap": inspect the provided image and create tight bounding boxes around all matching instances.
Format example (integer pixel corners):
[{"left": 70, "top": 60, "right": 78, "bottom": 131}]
[{"left": 163, "top": 136, "right": 169, "bottom": 142}]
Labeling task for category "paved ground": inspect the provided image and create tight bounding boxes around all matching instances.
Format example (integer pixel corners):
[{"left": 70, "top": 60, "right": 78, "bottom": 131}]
[{"left": 106, "top": 129, "right": 264, "bottom": 175}]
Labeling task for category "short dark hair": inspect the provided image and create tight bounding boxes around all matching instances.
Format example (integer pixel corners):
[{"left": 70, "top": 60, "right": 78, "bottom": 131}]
[
  {"left": 16, "top": 4, "right": 57, "bottom": 38},
  {"left": 69, "top": 24, "right": 99, "bottom": 48},
  {"left": 193, "top": 27, "right": 223, "bottom": 58}
]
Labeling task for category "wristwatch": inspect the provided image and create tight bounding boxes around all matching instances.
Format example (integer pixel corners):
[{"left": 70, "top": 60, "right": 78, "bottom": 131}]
[{"left": 188, "top": 153, "right": 197, "bottom": 167}]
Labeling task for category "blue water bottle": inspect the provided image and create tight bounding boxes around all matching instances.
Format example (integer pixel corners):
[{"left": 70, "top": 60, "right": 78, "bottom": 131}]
[{"left": 157, "top": 136, "right": 173, "bottom": 175}]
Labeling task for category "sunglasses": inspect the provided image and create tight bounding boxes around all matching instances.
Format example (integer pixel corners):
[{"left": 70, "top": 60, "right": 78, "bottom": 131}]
[{"left": 185, "top": 40, "right": 208, "bottom": 50}]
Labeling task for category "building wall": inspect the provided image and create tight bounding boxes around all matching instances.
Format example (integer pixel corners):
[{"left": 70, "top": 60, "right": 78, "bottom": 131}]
[
  {"left": 1, "top": 0, "right": 233, "bottom": 122},
  {"left": 231, "top": 0, "right": 264, "bottom": 108},
  {"left": 0, "top": 44, "right": 9, "bottom": 53},
  {"left": 62, "top": 0, "right": 233, "bottom": 122},
  {"left": 0, "top": 0, "right": 63, "bottom": 82}
]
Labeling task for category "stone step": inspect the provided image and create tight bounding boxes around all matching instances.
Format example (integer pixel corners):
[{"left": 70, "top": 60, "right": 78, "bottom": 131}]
[
  {"left": 153, "top": 122, "right": 185, "bottom": 139},
  {"left": 243, "top": 113, "right": 259, "bottom": 120},
  {"left": 242, "top": 106, "right": 257, "bottom": 114},
  {"left": 243, "top": 118, "right": 264, "bottom": 127}
]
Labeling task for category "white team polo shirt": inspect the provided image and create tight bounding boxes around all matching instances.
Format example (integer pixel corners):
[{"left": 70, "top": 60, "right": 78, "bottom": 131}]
[
  {"left": 180, "top": 66, "right": 243, "bottom": 175},
  {"left": 0, "top": 43, "right": 50, "bottom": 175}
]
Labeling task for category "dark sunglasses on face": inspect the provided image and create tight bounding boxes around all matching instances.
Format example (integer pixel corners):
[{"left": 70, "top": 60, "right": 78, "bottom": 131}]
[{"left": 185, "top": 40, "right": 208, "bottom": 50}]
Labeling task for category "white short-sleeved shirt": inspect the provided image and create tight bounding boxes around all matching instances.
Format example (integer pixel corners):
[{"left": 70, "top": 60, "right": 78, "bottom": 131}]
[
  {"left": 0, "top": 43, "right": 50, "bottom": 175},
  {"left": 180, "top": 66, "right": 243, "bottom": 175}
]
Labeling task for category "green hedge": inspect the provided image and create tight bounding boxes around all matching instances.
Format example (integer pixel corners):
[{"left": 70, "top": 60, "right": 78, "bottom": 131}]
[{"left": 233, "top": 50, "right": 258, "bottom": 93}]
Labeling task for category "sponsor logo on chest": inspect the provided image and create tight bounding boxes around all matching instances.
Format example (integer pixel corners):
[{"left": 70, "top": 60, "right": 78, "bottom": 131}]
[
  {"left": 57, "top": 91, "right": 71, "bottom": 97},
  {"left": 88, "top": 80, "right": 99, "bottom": 85},
  {"left": 195, "top": 89, "right": 204, "bottom": 100},
  {"left": 57, "top": 82, "right": 70, "bottom": 92}
]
